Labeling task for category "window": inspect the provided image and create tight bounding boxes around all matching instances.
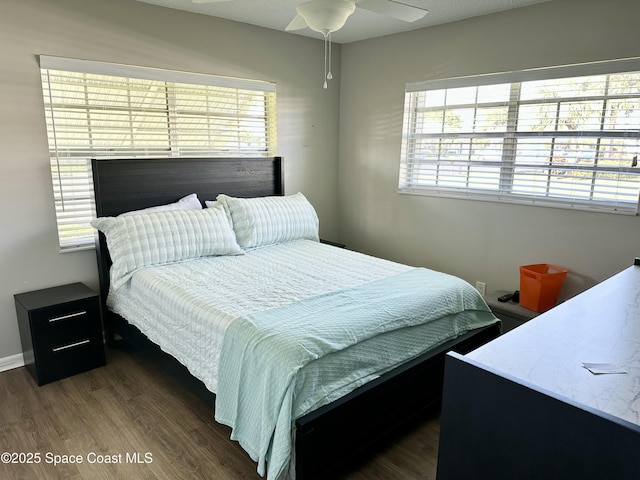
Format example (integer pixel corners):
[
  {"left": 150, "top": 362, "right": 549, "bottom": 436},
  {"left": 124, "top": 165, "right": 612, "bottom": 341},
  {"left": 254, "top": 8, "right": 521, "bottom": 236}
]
[
  {"left": 39, "top": 56, "right": 277, "bottom": 251},
  {"left": 399, "top": 58, "right": 640, "bottom": 214}
]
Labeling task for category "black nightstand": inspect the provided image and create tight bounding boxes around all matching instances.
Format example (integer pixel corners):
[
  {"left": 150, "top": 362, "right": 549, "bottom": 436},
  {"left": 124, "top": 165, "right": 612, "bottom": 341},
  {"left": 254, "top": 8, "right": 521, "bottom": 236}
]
[
  {"left": 484, "top": 290, "right": 540, "bottom": 333},
  {"left": 14, "top": 283, "right": 106, "bottom": 386}
]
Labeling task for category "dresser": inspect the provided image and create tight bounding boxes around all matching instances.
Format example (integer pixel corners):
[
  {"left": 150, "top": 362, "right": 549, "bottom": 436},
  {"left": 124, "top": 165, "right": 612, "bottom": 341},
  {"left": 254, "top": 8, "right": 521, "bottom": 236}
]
[
  {"left": 14, "top": 283, "right": 106, "bottom": 386},
  {"left": 437, "top": 264, "right": 640, "bottom": 480}
]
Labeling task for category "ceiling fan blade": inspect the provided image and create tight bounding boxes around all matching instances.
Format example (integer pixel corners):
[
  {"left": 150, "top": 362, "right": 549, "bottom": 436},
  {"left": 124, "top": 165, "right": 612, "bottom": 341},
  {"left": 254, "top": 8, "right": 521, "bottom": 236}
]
[
  {"left": 359, "top": 0, "right": 428, "bottom": 22},
  {"left": 285, "top": 14, "right": 309, "bottom": 31}
]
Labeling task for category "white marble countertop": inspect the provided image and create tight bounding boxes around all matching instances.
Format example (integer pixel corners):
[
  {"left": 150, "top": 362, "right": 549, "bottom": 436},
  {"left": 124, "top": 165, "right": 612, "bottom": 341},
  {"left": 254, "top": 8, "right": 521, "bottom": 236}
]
[{"left": 468, "top": 265, "right": 640, "bottom": 427}]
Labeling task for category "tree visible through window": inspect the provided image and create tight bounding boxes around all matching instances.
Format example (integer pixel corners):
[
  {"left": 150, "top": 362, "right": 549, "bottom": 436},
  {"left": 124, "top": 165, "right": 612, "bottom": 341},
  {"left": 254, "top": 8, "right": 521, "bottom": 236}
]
[{"left": 399, "top": 60, "right": 640, "bottom": 214}]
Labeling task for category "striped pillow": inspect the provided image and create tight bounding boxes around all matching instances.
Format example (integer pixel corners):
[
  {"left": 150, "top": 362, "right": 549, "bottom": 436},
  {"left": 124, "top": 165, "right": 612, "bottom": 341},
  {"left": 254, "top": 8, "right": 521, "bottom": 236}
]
[
  {"left": 217, "top": 193, "right": 319, "bottom": 249},
  {"left": 91, "top": 204, "right": 243, "bottom": 290},
  {"left": 120, "top": 193, "right": 202, "bottom": 216}
]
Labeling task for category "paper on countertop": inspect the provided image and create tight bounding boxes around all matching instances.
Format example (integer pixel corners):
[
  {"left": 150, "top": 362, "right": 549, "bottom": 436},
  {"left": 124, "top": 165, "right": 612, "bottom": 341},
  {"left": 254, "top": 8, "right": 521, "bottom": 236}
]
[{"left": 582, "top": 362, "right": 628, "bottom": 375}]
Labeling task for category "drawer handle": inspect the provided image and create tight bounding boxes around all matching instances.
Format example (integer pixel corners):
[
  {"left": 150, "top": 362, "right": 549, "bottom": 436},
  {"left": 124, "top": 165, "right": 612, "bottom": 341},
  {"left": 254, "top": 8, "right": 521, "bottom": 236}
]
[
  {"left": 52, "top": 339, "right": 91, "bottom": 353},
  {"left": 49, "top": 311, "right": 87, "bottom": 323}
]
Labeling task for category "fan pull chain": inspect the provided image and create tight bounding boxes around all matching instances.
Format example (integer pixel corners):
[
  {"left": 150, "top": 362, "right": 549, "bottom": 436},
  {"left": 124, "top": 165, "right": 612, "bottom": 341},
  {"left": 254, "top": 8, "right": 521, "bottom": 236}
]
[
  {"left": 327, "top": 31, "right": 333, "bottom": 81},
  {"left": 322, "top": 30, "right": 335, "bottom": 89}
]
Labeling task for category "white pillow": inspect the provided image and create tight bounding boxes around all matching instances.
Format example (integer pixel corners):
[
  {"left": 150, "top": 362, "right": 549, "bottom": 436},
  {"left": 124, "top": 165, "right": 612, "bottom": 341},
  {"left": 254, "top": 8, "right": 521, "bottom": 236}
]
[
  {"left": 216, "top": 193, "right": 319, "bottom": 249},
  {"left": 120, "top": 193, "right": 202, "bottom": 216},
  {"left": 204, "top": 200, "right": 220, "bottom": 209},
  {"left": 92, "top": 204, "right": 243, "bottom": 290}
]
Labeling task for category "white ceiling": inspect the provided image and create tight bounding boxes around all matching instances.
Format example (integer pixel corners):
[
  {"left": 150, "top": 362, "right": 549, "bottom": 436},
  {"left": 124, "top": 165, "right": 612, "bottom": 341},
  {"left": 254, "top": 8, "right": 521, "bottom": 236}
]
[{"left": 136, "top": 0, "right": 553, "bottom": 44}]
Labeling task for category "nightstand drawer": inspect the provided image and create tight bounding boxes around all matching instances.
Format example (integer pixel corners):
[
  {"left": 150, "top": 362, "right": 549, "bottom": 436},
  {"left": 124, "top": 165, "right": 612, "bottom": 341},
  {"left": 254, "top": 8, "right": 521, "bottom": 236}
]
[
  {"left": 31, "top": 298, "right": 102, "bottom": 346},
  {"left": 15, "top": 283, "right": 106, "bottom": 386},
  {"left": 36, "top": 335, "right": 105, "bottom": 386}
]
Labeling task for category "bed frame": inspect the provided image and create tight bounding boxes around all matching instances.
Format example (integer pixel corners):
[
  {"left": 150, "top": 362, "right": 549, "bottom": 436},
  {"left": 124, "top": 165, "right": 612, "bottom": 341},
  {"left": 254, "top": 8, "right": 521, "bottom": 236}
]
[{"left": 92, "top": 156, "right": 501, "bottom": 480}]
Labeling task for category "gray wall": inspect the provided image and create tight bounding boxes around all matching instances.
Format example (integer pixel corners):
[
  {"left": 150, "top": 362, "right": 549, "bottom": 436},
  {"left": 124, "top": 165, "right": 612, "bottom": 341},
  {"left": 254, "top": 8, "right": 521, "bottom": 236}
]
[
  {"left": 2, "top": 0, "right": 640, "bottom": 364},
  {"left": 338, "top": 0, "right": 640, "bottom": 300},
  {"left": 0, "top": 0, "right": 340, "bottom": 361}
]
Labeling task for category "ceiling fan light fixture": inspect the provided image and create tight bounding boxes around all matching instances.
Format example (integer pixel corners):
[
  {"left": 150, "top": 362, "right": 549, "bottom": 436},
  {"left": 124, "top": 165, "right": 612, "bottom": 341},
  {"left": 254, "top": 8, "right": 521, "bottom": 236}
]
[
  {"left": 296, "top": 0, "right": 356, "bottom": 34},
  {"left": 292, "top": 0, "right": 356, "bottom": 89}
]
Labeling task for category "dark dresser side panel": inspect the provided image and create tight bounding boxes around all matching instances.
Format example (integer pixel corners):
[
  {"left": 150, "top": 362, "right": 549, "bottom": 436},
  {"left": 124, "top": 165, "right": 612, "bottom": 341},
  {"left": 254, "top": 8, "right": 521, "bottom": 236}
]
[{"left": 437, "top": 353, "right": 640, "bottom": 480}]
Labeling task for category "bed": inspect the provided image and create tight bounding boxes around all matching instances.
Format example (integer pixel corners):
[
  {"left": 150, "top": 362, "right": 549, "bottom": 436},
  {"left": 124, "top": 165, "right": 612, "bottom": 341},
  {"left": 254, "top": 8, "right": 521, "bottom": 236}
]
[{"left": 91, "top": 156, "right": 501, "bottom": 480}]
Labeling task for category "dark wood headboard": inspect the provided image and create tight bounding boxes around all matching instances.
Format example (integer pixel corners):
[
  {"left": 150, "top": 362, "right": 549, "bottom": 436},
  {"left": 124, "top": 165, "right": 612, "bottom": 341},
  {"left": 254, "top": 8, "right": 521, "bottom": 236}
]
[
  {"left": 92, "top": 156, "right": 284, "bottom": 338},
  {"left": 93, "top": 157, "right": 284, "bottom": 217}
]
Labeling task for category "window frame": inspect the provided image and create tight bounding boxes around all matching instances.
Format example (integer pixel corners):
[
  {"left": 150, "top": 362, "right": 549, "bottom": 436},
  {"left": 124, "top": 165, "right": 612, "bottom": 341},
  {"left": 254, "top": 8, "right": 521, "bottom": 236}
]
[
  {"left": 39, "top": 56, "right": 277, "bottom": 251},
  {"left": 399, "top": 57, "right": 640, "bottom": 214}
]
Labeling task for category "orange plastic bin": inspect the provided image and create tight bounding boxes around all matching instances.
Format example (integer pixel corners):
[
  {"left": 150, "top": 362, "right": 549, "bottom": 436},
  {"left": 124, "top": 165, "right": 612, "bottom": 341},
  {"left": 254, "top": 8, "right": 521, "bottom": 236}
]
[{"left": 519, "top": 264, "right": 568, "bottom": 313}]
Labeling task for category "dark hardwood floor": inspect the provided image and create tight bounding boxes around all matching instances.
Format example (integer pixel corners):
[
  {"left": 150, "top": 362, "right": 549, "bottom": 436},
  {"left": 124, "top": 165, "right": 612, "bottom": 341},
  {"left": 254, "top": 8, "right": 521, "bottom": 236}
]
[{"left": 0, "top": 344, "right": 441, "bottom": 479}]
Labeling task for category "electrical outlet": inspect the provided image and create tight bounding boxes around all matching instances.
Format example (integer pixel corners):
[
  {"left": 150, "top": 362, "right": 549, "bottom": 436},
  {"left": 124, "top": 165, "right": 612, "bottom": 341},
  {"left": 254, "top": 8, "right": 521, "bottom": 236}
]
[{"left": 475, "top": 281, "right": 486, "bottom": 296}]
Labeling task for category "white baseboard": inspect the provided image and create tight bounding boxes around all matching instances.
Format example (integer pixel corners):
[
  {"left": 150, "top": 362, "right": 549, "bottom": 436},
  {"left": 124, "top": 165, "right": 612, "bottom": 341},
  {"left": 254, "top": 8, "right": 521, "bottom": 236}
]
[{"left": 0, "top": 353, "right": 24, "bottom": 373}]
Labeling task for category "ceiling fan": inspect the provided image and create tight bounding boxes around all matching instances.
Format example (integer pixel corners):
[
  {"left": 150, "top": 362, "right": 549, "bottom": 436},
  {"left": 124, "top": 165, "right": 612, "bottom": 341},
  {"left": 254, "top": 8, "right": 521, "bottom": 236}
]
[
  {"left": 192, "top": 0, "right": 428, "bottom": 31},
  {"left": 192, "top": 0, "right": 428, "bottom": 88},
  {"left": 285, "top": 0, "right": 428, "bottom": 32},
  {"left": 284, "top": 0, "right": 428, "bottom": 88}
]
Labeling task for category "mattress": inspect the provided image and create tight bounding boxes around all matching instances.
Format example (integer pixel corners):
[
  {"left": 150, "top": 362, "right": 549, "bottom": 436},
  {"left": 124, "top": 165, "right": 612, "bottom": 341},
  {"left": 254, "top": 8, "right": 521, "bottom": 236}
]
[
  {"left": 107, "top": 239, "right": 499, "bottom": 479},
  {"left": 107, "top": 239, "right": 411, "bottom": 392}
]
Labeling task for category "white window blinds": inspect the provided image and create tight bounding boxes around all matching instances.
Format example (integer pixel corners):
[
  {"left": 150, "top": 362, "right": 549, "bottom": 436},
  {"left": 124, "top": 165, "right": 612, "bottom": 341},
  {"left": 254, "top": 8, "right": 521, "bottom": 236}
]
[
  {"left": 39, "top": 56, "right": 277, "bottom": 251},
  {"left": 399, "top": 58, "right": 640, "bottom": 214}
]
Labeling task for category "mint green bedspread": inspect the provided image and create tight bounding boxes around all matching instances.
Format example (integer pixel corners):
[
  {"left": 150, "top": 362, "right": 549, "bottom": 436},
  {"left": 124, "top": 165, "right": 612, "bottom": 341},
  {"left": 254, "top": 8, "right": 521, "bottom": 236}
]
[{"left": 214, "top": 267, "right": 498, "bottom": 479}]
